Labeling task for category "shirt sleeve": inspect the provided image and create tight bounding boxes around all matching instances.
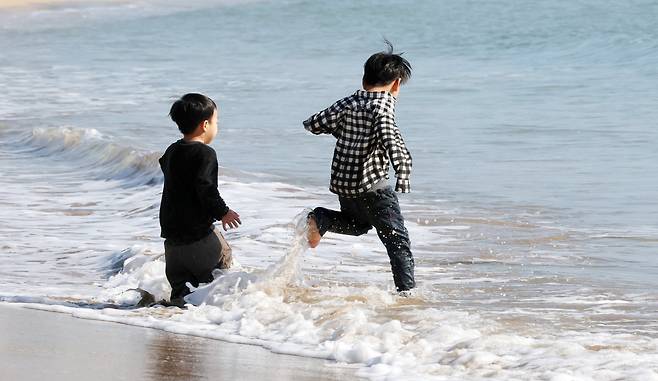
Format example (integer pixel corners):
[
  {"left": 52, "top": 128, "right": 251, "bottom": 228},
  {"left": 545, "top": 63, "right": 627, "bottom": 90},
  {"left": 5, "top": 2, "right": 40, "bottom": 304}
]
[
  {"left": 376, "top": 109, "right": 413, "bottom": 193},
  {"left": 302, "top": 98, "right": 348, "bottom": 137},
  {"left": 195, "top": 148, "right": 230, "bottom": 220}
]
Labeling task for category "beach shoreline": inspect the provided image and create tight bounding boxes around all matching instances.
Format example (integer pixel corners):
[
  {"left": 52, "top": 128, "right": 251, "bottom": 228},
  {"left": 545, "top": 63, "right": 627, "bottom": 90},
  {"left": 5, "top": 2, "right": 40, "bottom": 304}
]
[{"left": 0, "top": 303, "right": 356, "bottom": 381}]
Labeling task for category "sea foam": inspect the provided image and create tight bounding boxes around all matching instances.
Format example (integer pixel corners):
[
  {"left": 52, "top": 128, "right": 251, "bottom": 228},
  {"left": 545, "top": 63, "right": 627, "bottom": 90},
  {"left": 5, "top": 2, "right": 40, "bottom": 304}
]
[{"left": 65, "top": 212, "right": 657, "bottom": 381}]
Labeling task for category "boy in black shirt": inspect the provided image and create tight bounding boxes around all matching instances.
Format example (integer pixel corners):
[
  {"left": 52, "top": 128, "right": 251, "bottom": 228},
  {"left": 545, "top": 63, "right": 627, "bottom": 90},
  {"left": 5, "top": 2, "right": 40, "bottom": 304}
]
[{"left": 159, "top": 93, "right": 241, "bottom": 305}]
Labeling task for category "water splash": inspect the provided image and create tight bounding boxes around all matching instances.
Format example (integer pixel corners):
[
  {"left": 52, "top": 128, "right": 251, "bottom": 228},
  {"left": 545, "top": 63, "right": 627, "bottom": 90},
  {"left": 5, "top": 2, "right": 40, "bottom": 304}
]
[{"left": 262, "top": 208, "right": 311, "bottom": 285}]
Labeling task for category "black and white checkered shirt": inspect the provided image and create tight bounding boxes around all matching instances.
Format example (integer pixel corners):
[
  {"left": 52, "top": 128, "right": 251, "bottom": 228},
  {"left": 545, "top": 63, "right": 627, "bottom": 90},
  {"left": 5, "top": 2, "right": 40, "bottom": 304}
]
[{"left": 303, "top": 90, "right": 412, "bottom": 197}]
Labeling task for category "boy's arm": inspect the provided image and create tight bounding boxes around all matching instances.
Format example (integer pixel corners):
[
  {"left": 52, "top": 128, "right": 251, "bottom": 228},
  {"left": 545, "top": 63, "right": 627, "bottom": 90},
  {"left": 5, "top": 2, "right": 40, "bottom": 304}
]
[
  {"left": 377, "top": 111, "right": 413, "bottom": 193},
  {"left": 302, "top": 98, "right": 347, "bottom": 136},
  {"left": 195, "top": 150, "right": 230, "bottom": 221}
]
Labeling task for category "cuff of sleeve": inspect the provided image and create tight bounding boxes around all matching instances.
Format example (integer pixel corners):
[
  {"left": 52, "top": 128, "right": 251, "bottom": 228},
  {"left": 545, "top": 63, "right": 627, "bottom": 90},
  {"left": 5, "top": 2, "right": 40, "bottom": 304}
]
[{"left": 395, "top": 179, "right": 410, "bottom": 193}]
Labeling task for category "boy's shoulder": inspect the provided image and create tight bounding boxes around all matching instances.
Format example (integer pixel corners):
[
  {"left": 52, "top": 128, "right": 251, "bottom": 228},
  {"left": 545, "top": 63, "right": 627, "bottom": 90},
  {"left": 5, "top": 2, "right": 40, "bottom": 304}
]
[
  {"left": 361, "top": 92, "right": 396, "bottom": 117},
  {"left": 332, "top": 92, "right": 361, "bottom": 109},
  {"left": 334, "top": 90, "right": 394, "bottom": 112},
  {"left": 163, "top": 140, "right": 216, "bottom": 159}
]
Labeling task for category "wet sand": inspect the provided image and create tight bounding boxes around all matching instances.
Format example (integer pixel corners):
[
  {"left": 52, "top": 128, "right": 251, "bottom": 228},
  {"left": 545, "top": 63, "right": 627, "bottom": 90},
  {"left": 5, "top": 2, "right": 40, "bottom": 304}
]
[
  {"left": 0, "top": 0, "right": 125, "bottom": 8},
  {"left": 0, "top": 304, "right": 357, "bottom": 381}
]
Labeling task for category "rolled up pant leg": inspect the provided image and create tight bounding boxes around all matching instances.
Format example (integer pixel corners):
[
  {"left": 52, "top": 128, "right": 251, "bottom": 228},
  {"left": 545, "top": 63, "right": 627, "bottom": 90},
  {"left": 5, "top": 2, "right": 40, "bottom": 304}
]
[{"left": 311, "top": 201, "right": 372, "bottom": 237}]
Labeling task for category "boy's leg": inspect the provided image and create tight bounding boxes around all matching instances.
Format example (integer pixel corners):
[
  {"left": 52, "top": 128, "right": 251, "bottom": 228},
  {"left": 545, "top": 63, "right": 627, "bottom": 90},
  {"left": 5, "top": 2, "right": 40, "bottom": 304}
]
[
  {"left": 214, "top": 229, "right": 233, "bottom": 269},
  {"left": 311, "top": 197, "right": 372, "bottom": 237},
  {"left": 365, "top": 188, "right": 416, "bottom": 291},
  {"left": 164, "top": 243, "right": 196, "bottom": 302},
  {"left": 307, "top": 199, "right": 372, "bottom": 247},
  {"left": 186, "top": 229, "right": 224, "bottom": 285},
  {"left": 164, "top": 229, "right": 225, "bottom": 303}
]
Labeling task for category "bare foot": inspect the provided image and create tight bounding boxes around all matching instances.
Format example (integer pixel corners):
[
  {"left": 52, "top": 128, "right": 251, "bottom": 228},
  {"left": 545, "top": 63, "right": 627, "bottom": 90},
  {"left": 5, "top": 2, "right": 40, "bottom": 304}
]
[{"left": 307, "top": 215, "right": 321, "bottom": 248}]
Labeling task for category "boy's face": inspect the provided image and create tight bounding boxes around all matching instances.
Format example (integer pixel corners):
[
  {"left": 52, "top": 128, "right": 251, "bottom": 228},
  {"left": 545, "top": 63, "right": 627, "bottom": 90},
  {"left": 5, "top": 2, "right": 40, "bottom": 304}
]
[{"left": 204, "top": 109, "right": 219, "bottom": 144}]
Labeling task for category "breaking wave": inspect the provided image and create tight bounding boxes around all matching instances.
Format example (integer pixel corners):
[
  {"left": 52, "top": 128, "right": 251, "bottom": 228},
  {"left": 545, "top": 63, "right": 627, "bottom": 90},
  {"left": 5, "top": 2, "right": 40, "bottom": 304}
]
[{"left": 10, "top": 127, "right": 163, "bottom": 186}]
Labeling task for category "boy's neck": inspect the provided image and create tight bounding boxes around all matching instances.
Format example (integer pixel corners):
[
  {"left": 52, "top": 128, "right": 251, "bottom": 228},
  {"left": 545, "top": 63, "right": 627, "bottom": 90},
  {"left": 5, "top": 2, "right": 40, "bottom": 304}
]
[
  {"left": 363, "top": 81, "right": 399, "bottom": 98},
  {"left": 363, "top": 85, "right": 392, "bottom": 93},
  {"left": 182, "top": 134, "right": 206, "bottom": 144}
]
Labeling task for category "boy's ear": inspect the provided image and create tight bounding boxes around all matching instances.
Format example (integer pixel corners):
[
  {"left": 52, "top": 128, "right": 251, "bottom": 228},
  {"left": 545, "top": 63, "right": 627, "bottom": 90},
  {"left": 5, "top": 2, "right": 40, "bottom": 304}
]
[{"left": 391, "top": 78, "right": 401, "bottom": 92}]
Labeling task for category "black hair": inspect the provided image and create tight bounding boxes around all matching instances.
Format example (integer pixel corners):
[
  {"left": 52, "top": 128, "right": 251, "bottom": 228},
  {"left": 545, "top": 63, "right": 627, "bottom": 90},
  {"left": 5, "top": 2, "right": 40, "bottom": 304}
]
[
  {"left": 362, "top": 39, "right": 412, "bottom": 87},
  {"left": 169, "top": 93, "right": 217, "bottom": 135}
]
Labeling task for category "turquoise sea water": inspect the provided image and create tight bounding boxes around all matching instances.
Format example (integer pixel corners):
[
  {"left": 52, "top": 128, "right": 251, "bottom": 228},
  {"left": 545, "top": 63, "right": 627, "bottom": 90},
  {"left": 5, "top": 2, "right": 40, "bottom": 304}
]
[
  {"left": 1, "top": 1, "right": 657, "bottom": 379},
  {"left": 2, "top": 0, "right": 657, "bottom": 283}
]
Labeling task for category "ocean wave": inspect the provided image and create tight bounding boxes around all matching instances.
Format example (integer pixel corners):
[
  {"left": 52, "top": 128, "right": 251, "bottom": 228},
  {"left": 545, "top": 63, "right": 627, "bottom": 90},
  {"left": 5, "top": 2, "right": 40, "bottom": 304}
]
[{"left": 12, "top": 127, "right": 163, "bottom": 187}]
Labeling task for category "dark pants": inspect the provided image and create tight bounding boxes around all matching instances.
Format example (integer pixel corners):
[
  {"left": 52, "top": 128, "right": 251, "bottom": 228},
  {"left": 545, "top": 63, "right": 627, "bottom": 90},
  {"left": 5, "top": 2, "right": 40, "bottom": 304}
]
[
  {"left": 311, "top": 187, "right": 415, "bottom": 291},
  {"left": 164, "top": 228, "right": 232, "bottom": 303}
]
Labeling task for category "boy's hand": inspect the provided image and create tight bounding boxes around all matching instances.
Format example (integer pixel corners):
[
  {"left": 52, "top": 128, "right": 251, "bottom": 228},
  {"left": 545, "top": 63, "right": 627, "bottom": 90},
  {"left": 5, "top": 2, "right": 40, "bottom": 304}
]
[{"left": 221, "top": 209, "right": 241, "bottom": 231}]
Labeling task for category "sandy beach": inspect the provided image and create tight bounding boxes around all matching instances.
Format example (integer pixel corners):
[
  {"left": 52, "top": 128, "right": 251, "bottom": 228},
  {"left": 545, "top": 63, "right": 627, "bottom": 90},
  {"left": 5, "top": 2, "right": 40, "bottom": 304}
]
[
  {"left": 0, "top": 304, "right": 356, "bottom": 381},
  {"left": 0, "top": 0, "right": 124, "bottom": 8}
]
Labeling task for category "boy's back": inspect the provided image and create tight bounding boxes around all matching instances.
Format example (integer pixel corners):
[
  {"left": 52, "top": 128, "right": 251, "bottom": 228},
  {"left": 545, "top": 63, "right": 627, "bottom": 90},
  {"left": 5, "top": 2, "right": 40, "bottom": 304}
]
[
  {"left": 304, "top": 89, "right": 411, "bottom": 197},
  {"left": 159, "top": 139, "right": 228, "bottom": 244}
]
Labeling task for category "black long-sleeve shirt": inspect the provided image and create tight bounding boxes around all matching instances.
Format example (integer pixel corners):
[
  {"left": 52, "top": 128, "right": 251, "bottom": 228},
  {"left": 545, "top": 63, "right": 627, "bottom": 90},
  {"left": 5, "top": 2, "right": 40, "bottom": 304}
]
[{"left": 159, "top": 140, "right": 229, "bottom": 244}]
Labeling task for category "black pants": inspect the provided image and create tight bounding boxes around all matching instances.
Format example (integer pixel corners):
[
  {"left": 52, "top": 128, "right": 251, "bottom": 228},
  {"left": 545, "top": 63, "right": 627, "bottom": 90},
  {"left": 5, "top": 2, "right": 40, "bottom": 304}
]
[
  {"left": 311, "top": 187, "right": 415, "bottom": 291},
  {"left": 164, "top": 228, "right": 232, "bottom": 303}
]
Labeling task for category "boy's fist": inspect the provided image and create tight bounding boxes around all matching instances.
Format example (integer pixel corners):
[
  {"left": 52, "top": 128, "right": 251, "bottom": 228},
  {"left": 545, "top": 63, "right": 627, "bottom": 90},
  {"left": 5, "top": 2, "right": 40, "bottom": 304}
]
[{"left": 221, "top": 209, "right": 241, "bottom": 231}]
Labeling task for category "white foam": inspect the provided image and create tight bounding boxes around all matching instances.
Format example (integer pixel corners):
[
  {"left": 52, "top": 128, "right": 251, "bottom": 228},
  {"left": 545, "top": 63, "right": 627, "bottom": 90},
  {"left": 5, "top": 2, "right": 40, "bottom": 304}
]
[
  {"left": 50, "top": 215, "right": 646, "bottom": 380},
  {"left": 8, "top": 275, "right": 658, "bottom": 381}
]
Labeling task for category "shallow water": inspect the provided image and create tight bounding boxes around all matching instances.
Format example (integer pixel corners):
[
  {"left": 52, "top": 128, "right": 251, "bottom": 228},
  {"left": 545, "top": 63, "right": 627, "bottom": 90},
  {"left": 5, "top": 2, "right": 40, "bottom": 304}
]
[{"left": 1, "top": 1, "right": 657, "bottom": 380}]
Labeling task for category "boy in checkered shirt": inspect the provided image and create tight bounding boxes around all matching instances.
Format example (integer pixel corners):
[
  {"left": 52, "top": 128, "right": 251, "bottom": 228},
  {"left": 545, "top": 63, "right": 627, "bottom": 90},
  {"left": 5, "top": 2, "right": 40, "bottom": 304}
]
[{"left": 303, "top": 42, "right": 415, "bottom": 293}]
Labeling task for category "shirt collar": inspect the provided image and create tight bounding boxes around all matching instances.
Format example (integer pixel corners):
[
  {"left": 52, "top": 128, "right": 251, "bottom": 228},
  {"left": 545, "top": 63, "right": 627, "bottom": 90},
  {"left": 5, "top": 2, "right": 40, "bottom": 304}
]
[{"left": 355, "top": 89, "right": 397, "bottom": 101}]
